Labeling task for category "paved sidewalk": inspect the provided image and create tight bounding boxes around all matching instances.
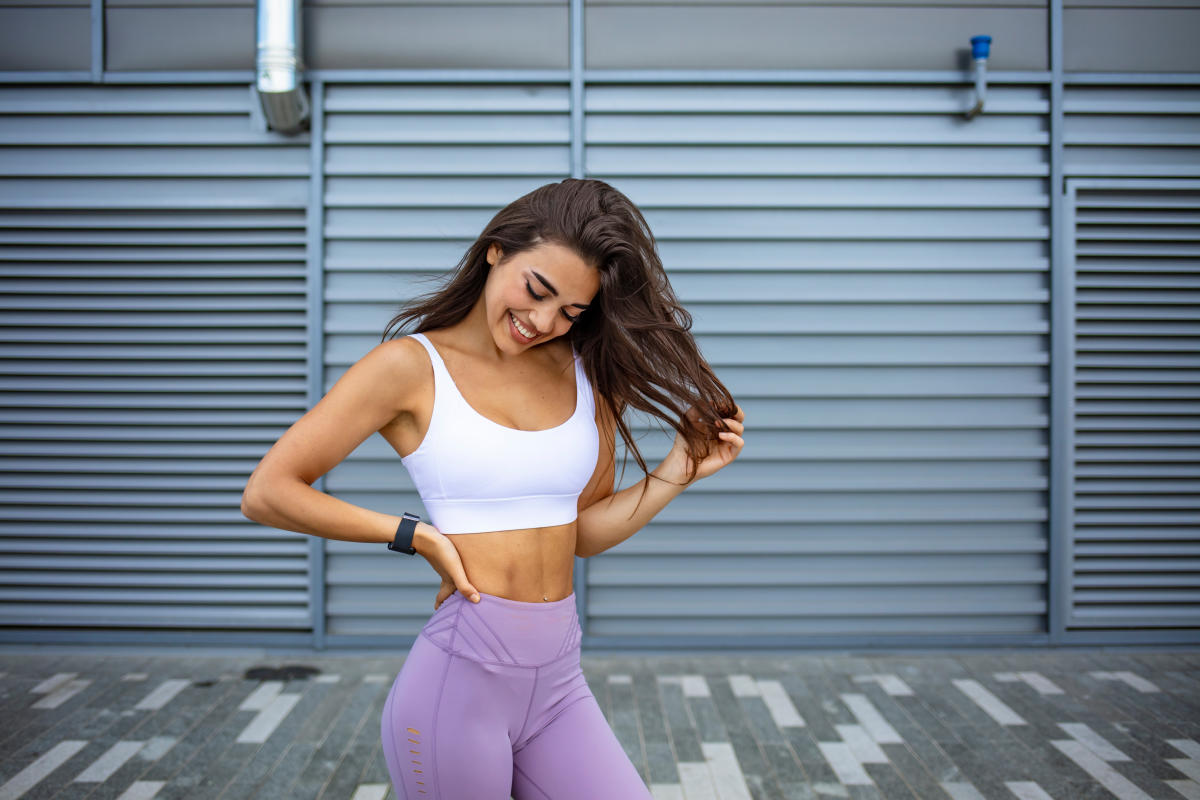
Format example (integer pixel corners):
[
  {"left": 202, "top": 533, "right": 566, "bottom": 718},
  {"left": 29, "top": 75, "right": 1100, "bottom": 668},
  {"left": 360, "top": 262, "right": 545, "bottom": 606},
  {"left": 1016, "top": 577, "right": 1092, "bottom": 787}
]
[{"left": 0, "top": 647, "right": 1197, "bottom": 800}]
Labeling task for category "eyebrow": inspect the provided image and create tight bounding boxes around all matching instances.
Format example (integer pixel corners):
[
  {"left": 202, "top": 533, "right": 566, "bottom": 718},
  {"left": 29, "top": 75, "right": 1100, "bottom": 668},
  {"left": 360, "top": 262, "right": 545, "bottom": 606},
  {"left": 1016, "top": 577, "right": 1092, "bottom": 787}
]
[{"left": 532, "top": 270, "right": 590, "bottom": 309}]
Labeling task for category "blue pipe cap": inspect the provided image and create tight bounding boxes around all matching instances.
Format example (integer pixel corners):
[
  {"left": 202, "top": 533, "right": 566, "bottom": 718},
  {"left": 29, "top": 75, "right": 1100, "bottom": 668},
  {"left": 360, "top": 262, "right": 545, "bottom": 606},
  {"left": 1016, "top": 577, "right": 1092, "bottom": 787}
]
[{"left": 971, "top": 35, "right": 992, "bottom": 60}]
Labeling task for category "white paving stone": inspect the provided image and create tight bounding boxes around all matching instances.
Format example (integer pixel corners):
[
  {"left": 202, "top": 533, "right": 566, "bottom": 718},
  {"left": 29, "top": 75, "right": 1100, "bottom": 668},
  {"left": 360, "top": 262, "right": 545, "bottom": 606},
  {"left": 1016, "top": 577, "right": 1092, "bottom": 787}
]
[
  {"left": 677, "top": 762, "right": 719, "bottom": 800},
  {"left": 349, "top": 784, "right": 388, "bottom": 800},
  {"left": 239, "top": 681, "right": 283, "bottom": 711},
  {"left": 116, "top": 781, "right": 165, "bottom": 800},
  {"left": 608, "top": 674, "right": 632, "bottom": 684},
  {"left": 31, "top": 672, "right": 76, "bottom": 695},
  {"left": 1113, "top": 670, "right": 1160, "bottom": 693},
  {"left": 1018, "top": 671, "right": 1064, "bottom": 695},
  {"left": 1165, "top": 780, "right": 1200, "bottom": 800},
  {"left": 121, "top": 673, "right": 148, "bottom": 682},
  {"left": 701, "top": 742, "right": 752, "bottom": 800},
  {"left": 75, "top": 741, "right": 144, "bottom": 782},
  {"left": 835, "top": 723, "right": 889, "bottom": 764},
  {"left": 757, "top": 680, "right": 805, "bottom": 727},
  {"left": 363, "top": 674, "right": 388, "bottom": 683},
  {"left": 134, "top": 679, "right": 189, "bottom": 711},
  {"left": 953, "top": 678, "right": 1026, "bottom": 726},
  {"left": 1006, "top": 781, "right": 1055, "bottom": 800},
  {"left": 1057, "top": 722, "right": 1130, "bottom": 761},
  {"left": 1170, "top": 741, "right": 1200, "bottom": 760},
  {"left": 682, "top": 675, "right": 711, "bottom": 698},
  {"left": 32, "top": 679, "right": 91, "bottom": 709},
  {"left": 728, "top": 674, "right": 759, "bottom": 697},
  {"left": 314, "top": 674, "right": 341, "bottom": 683},
  {"left": 942, "top": 782, "right": 987, "bottom": 800},
  {"left": 649, "top": 783, "right": 685, "bottom": 800},
  {"left": 840, "top": 693, "right": 902, "bottom": 744},
  {"left": 818, "top": 741, "right": 874, "bottom": 786},
  {"left": 1169, "top": 760, "right": 1200, "bottom": 784},
  {"left": 236, "top": 692, "right": 300, "bottom": 743},
  {"left": 137, "top": 736, "right": 176, "bottom": 761},
  {"left": 0, "top": 740, "right": 87, "bottom": 800},
  {"left": 852, "top": 674, "right": 913, "bottom": 696},
  {"left": 875, "top": 674, "right": 914, "bottom": 696},
  {"left": 1052, "top": 740, "right": 1155, "bottom": 800}
]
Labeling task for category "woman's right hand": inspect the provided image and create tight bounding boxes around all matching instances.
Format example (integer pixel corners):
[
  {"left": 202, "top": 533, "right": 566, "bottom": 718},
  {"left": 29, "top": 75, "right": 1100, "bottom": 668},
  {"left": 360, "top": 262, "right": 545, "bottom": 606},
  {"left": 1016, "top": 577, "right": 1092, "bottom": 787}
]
[
  {"left": 415, "top": 522, "right": 481, "bottom": 607},
  {"left": 433, "top": 575, "right": 457, "bottom": 610}
]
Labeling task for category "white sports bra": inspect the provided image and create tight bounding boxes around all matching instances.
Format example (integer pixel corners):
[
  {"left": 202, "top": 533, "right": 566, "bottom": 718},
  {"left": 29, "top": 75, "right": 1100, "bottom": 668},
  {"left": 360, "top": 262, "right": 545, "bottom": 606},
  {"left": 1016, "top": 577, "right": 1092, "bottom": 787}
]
[{"left": 400, "top": 332, "right": 600, "bottom": 534}]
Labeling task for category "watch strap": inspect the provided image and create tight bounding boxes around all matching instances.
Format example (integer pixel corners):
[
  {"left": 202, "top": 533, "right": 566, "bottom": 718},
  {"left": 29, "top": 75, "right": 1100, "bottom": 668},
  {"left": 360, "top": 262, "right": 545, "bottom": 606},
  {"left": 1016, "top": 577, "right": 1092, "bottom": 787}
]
[{"left": 388, "top": 512, "right": 420, "bottom": 555}]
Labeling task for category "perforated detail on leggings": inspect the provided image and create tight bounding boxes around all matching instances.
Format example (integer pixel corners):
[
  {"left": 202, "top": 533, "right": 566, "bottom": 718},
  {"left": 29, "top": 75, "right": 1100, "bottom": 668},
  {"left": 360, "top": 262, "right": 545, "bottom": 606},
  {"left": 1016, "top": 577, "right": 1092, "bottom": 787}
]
[{"left": 404, "top": 726, "right": 429, "bottom": 796}]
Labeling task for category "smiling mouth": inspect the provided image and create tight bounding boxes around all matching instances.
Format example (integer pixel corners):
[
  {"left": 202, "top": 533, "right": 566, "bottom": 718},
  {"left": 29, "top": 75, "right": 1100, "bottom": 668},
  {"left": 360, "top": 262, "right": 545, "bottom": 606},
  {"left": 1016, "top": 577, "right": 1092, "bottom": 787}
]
[{"left": 509, "top": 311, "right": 537, "bottom": 341}]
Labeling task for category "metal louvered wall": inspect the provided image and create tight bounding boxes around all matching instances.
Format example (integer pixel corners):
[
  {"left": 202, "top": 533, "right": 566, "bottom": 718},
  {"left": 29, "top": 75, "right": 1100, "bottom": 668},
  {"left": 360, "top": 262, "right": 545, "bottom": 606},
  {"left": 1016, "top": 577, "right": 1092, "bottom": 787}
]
[
  {"left": 580, "top": 83, "right": 1051, "bottom": 645},
  {"left": 2, "top": 72, "right": 1197, "bottom": 648},
  {"left": 1066, "top": 182, "right": 1200, "bottom": 632},
  {"left": 0, "top": 85, "right": 314, "bottom": 641},
  {"left": 1058, "top": 81, "right": 1200, "bottom": 636},
  {"left": 313, "top": 79, "right": 1054, "bottom": 646}
]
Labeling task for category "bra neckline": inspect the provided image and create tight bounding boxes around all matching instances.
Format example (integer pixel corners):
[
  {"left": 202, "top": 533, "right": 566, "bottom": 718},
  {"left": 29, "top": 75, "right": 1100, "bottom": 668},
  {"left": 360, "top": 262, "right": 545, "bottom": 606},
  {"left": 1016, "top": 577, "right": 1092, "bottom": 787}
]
[{"left": 414, "top": 332, "right": 583, "bottom": 434}]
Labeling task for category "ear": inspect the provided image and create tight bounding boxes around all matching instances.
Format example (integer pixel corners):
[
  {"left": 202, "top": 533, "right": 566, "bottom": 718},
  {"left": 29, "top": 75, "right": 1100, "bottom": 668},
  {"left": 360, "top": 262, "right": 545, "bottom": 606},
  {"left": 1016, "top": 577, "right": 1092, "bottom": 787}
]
[{"left": 486, "top": 242, "right": 503, "bottom": 266}]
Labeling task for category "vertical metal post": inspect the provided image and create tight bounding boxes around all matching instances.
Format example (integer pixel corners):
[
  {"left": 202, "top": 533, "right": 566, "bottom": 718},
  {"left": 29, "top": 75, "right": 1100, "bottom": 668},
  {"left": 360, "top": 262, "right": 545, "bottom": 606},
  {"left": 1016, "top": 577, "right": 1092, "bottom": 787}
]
[
  {"left": 569, "top": 0, "right": 584, "bottom": 180},
  {"left": 91, "top": 0, "right": 104, "bottom": 82},
  {"left": 1047, "top": 0, "right": 1069, "bottom": 643},
  {"left": 568, "top": 0, "right": 590, "bottom": 638},
  {"left": 307, "top": 79, "right": 327, "bottom": 649}
]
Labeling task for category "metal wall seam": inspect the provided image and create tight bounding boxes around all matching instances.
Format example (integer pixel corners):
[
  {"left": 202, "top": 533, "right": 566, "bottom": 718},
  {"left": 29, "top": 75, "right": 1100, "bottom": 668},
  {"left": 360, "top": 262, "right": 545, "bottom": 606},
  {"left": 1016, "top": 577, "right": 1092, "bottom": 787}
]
[
  {"left": 90, "top": 0, "right": 103, "bottom": 83},
  {"left": 1047, "top": 0, "right": 1069, "bottom": 644},
  {"left": 308, "top": 80, "right": 328, "bottom": 649},
  {"left": 568, "top": 0, "right": 590, "bottom": 639}
]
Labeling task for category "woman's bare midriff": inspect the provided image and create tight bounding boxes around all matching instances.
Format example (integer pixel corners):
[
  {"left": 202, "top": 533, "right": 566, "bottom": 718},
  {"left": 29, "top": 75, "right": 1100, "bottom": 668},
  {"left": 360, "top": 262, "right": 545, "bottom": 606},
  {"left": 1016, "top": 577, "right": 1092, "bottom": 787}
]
[{"left": 443, "top": 521, "right": 577, "bottom": 603}]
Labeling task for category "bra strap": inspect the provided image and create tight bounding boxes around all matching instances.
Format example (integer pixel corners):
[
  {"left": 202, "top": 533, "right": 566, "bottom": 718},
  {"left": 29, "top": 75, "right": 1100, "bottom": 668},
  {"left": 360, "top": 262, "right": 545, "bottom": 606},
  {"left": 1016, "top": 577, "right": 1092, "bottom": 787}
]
[{"left": 409, "top": 332, "right": 465, "bottom": 411}]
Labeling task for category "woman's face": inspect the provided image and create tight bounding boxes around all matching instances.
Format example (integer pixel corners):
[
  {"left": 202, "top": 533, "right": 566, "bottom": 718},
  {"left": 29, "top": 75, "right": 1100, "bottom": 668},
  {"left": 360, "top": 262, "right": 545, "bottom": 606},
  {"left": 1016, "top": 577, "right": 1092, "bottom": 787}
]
[{"left": 483, "top": 240, "right": 600, "bottom": 353}]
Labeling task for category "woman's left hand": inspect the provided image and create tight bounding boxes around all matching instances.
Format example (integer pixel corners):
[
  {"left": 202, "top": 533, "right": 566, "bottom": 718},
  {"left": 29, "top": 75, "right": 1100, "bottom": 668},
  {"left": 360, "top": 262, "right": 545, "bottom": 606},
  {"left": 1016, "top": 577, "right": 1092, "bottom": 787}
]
[{"left": 663, "top": 404, "right": 745, "bottom": 485}]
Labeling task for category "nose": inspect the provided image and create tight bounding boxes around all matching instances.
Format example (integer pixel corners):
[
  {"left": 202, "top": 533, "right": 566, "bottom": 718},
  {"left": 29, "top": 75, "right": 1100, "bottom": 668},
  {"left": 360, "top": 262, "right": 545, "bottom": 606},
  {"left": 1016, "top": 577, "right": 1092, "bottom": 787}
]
[{"left": 530, "top": 307, "right": 556, "bottom": 335}]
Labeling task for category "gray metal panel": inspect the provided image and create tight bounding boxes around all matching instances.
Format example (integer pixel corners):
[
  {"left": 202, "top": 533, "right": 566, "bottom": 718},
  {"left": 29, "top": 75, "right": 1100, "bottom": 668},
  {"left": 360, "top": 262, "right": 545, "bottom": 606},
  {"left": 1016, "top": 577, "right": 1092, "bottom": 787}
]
[
  {"left": 1066, "top": 180, "right": 1200, "bottom": 631},
  {"left": 584, "top": 82, "right": 1051, "bottom": 640},
  {"left": 586, "top": 5, "right": 1048, "bottom": 71},
  {"left": 320, "top": 82, "right": 571, "bottom": 637},
  {"left": 0, "top": 84, "right": 313, "bottom": 634},
  {"left": 0, "top": 2, "right": 91, "bottom": 71},
  {"left": 101, "top": 2, "right": 568, "bottom": 72},
  {"left": 1064, "top": 6, "right": 1200, "bottom": 73}
]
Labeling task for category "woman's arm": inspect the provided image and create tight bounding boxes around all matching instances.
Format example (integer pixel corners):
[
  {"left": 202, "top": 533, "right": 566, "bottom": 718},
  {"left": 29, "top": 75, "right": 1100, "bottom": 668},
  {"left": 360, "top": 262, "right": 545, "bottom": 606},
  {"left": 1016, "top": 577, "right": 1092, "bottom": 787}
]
[
  {"left": 574, "top": 399, "right": 744, "bottom": 559},
  {"left": 241, "top": 337, "right": 434, "bottom": 550}
]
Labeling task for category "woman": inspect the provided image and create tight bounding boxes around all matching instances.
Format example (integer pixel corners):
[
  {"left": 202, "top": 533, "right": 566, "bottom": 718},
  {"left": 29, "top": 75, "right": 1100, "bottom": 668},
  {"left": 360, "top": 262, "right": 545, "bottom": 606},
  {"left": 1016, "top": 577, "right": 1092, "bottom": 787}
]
[{"left": 241, "top": 178, "right": 745, "bottom": 799}]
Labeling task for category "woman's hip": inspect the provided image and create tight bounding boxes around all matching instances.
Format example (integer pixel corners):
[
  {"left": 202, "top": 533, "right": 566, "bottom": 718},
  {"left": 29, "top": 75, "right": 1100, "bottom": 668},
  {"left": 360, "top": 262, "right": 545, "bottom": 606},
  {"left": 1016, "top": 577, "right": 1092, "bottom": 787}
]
[{"left": 418, "top": 588, "right": 582, "bottom": 668}]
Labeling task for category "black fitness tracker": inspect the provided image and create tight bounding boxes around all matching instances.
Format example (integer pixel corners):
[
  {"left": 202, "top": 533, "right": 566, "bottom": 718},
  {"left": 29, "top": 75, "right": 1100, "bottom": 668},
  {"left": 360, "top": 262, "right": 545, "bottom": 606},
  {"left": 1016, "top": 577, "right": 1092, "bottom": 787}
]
[{"left": 388, "top": 512, "right": 421, "bottom": 555}]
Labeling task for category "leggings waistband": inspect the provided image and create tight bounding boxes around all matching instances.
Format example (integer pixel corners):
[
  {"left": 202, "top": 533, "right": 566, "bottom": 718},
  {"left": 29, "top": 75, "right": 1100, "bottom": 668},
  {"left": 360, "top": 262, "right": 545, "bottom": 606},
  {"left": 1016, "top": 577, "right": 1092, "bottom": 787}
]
[{"left": 420, "top": 589, "right": 582, "bottom": 667}]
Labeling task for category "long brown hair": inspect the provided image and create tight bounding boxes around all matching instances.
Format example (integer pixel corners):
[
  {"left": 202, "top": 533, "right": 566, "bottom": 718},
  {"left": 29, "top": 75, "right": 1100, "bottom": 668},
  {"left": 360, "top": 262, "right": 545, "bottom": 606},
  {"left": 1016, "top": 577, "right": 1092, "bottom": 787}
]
[{"left": 381, "top": 178, "right": 736, "bottom": 489}]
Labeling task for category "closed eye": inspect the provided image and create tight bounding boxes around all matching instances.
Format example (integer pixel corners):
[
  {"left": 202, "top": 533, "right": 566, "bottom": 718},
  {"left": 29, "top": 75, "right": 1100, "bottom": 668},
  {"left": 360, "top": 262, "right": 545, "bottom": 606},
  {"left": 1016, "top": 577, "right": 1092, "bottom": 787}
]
[{"left": 527, "top": 281, "right": 580, "bottom": 323}]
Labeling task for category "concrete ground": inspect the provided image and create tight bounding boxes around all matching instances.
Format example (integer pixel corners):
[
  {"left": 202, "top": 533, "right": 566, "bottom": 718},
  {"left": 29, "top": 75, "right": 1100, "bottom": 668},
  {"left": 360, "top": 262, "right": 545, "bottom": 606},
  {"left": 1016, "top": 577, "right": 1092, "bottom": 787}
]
[{"left": 0, "top": 646, "right": 1197, "bottom": 800}]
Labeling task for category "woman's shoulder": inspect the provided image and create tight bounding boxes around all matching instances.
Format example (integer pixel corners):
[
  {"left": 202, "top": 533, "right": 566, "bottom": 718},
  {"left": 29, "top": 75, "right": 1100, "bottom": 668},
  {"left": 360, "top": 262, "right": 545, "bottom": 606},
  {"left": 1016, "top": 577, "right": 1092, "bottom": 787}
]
[{"left": 363, "top": 336, "right": 436, "bottom": 395}]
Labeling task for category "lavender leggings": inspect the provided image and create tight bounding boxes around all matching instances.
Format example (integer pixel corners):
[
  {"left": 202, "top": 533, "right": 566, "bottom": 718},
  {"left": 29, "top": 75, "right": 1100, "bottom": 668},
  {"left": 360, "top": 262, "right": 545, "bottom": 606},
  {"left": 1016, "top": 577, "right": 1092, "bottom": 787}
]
[{"left": 381, "top": 588, "right": 654, "bottom": 799}]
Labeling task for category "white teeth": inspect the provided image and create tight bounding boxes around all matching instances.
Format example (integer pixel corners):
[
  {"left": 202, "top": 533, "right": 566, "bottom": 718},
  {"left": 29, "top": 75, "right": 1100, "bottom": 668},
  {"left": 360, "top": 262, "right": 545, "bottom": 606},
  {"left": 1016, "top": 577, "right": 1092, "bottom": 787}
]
[{"left": 510, "top": 312, "right": 535, "bottom": 339}]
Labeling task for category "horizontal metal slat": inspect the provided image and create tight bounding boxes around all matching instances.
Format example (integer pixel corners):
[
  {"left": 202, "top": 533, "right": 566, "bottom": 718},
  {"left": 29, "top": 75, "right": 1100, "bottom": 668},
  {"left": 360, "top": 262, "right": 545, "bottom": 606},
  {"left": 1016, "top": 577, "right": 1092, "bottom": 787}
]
[
  {"left": 0, "top": 588, "right": 308, "bottom": 605},
  {"left": 0, "top": 605, "right": 311, "bottom": 628},
  {"left": 0, "top": 571, "right": 307, "bottom": 588}
]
